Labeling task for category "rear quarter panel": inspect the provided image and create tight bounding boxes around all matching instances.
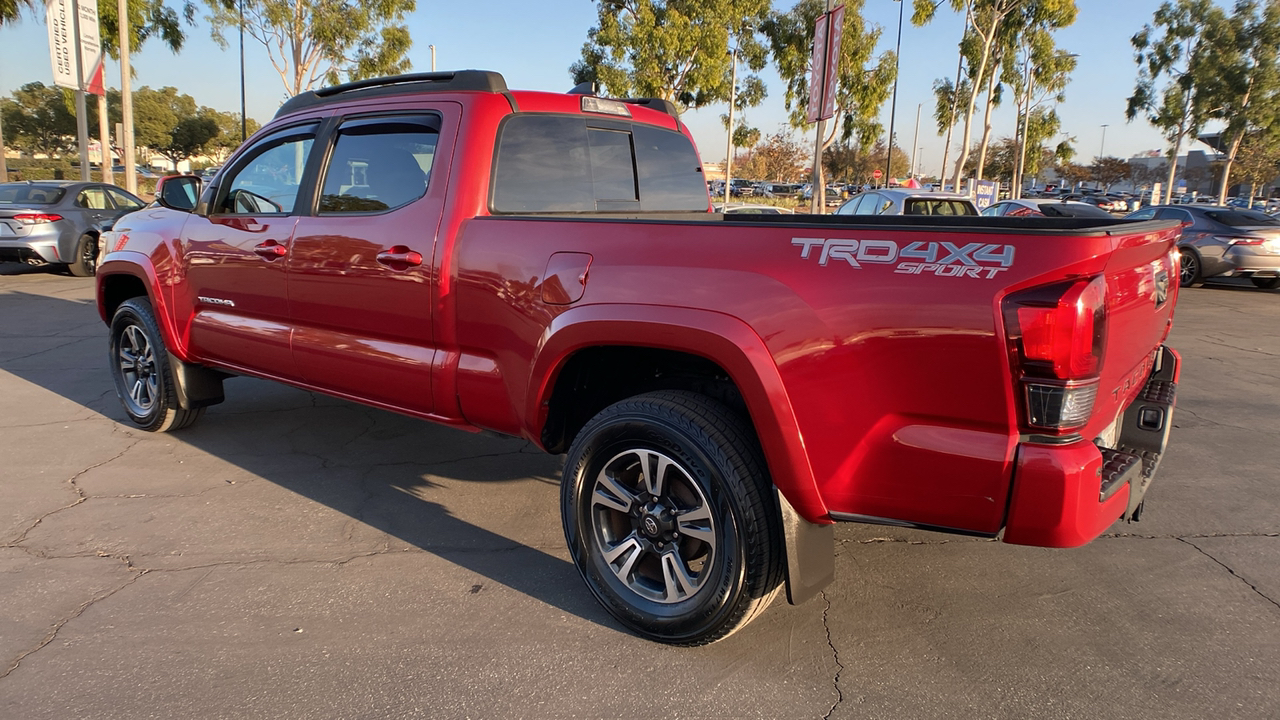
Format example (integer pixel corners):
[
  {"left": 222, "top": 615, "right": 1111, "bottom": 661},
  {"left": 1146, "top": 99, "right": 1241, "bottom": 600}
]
[{"left": 452, "top": 215, "right": 1179, "bottom": 533}]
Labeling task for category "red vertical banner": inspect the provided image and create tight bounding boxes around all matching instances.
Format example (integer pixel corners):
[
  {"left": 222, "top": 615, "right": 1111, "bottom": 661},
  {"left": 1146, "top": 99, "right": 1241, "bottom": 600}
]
[
  {"left": 822, "top": 5, "right": 845, "bottom": 120},
  {"left": 806, "top": 5, "right": 845, "bottom": 123}
]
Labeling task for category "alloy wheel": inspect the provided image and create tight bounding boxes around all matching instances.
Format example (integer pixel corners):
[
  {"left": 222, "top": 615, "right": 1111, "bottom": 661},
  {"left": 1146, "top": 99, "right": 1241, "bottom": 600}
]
[
  {"left": 1179, "top": 252, "right": 1198, "bottom": 285},
  {"left": 116, "top": 324, "right": 159, "bottom": 416},
  {"left": 589, "top": 448, "right": 717, "bottom": 604}
]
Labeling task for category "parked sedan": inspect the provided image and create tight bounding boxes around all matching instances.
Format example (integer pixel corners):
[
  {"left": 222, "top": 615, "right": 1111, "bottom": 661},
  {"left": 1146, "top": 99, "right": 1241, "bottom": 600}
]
[
  {"left": 0, "top": 181, "right": 145, "bottom": 276},
  {"left": 713, "top": 203, "right": 795, "bottom": 214},
  {"left": 982, "top": 198, "right": 1115, "bottom": 218},
  {"left": 835, "top": 188, "right": 978, "bottom": 216},
  {"left": 1125, "top": 204, "right": 1280, "bottom": 289}
]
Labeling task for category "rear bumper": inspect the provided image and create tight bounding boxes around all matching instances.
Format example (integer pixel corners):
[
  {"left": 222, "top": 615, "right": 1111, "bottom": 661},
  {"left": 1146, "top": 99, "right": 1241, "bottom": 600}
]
[{"left": 1003, "top": 346, "right": 1180, "bottom": 548}]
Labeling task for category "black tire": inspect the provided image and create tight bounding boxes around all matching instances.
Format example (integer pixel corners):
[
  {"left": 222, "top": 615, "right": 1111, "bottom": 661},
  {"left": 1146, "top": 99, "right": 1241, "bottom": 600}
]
[
  {"left": 561, "top": 390, "right": 783, "bottom": 646},
  {"left": 68, "top": 233, "right": 98, "bottom": 277},
  {"left": 1250, "top": 276, "right": 1280, "bottom": 290},
  {"left": 1178, "top": 247, "right": 1203, "bottom": 288},
  {"left": 109, "top": 297, "right": 205, "bottom": 432}
]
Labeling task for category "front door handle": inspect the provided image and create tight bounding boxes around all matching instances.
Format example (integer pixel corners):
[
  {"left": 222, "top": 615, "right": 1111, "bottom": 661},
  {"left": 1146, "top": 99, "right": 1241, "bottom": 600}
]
[
  {"left": 376, "top": 245, "right": 423, "bottom": 269},
  {"left": 253, "top": 240, "right": 287, "bottom": 259}
]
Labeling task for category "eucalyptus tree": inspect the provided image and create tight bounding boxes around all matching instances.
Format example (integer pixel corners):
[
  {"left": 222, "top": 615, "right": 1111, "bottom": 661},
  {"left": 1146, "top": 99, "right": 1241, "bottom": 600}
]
[
  {"left": 1007, "top": 26, "right": 1075, "bottom": 195},
  {"left": 764, "top": 0, "right": 896, "bottom": 191},
  {"left": 1198, "top": 0, "right": 1280, "bottom": 204},
  {"left": 1127, "top": 0, "right": 1220, "bottom": 205},
  {"left": 206, "top": 0, "right": 415, "bottom": 98},
  {"left": 571, "top": 0, "right": 771, "bottom": 113},
  {"left": 912, "top": 0, "right": 1075, "bottom": 188}
]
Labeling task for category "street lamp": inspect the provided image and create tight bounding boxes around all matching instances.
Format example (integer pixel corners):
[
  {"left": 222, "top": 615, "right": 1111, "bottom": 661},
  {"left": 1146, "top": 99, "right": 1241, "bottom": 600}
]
[
  {"left": 884, "top": 0, "right": 904, "bottom": 186},
  {"left": 1099, "top": 124, "right": 1108, "bottom": 160}
]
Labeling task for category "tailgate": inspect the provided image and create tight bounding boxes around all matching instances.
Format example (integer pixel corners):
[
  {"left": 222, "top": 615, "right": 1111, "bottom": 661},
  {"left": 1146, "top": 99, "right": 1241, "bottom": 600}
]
[{"left": 1086, "top": 223, "right": 1180, "bottom": 440}]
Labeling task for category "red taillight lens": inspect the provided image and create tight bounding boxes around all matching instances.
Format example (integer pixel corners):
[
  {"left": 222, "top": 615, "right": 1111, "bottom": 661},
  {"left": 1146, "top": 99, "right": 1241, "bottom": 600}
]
[
  {"left": 13, "top": 213, "right": 62, "bottom": 224},
  {"left": 1003, "top": 276, "right": 1109, "bottom": 434},
  {"left": 1004, "top": 276, "right": 1107, "bottom": 380}
]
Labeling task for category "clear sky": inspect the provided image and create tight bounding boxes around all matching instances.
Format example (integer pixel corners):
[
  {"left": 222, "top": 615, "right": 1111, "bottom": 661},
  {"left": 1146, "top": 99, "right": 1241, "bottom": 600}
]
[{"left": 0, "top": 0, "right": 1224, "bottom": 178}]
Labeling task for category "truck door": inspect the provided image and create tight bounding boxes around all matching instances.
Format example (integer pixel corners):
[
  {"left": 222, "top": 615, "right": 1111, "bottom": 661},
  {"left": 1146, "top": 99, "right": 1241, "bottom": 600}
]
[
  {"left": 286, "top": 110, "right": 453, "bottom": 414},
  {"left": 180, "top": 122, "right": 321, "bottom": 380}
]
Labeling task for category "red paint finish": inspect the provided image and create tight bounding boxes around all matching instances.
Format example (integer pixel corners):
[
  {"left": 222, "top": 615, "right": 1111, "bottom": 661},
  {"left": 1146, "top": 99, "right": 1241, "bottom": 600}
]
[
  {"left": 1002, "top": 440, "right": 1127, "bottom": 548},
  {"left": 96, "top": 81, "right": 1182, "bottom": 550}
]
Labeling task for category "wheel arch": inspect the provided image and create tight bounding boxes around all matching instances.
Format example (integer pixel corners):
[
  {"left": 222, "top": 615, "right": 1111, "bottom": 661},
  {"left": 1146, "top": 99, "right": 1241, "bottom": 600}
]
[
  {"left": 528, "top": 304, "right": 827, "bottom": 525},
  {"left": 96, "top": 254, "right": 189, "bottom": 362}
]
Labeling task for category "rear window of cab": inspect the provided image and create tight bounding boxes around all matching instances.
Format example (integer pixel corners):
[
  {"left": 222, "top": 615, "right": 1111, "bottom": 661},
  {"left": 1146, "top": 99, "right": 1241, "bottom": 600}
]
[{"left": 490, "top": 115, "right": 708, "bottom": 213}]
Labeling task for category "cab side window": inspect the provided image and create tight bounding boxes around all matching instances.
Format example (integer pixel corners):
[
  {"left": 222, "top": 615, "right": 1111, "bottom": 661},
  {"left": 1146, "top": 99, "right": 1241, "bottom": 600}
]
[
  {"left": 76, "top": 187, "right": 111, "bottom": 210},
  {"left": 217, "top": 126, "right": 317, "bottom": 215},
  {"left": 318, "top": 116, "right": 438, "bottom": 214}
]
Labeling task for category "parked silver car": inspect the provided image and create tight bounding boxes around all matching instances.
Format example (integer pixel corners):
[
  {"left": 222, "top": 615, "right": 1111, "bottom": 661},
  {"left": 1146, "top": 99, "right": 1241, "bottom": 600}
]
[
  {"left": 1125, "top": 204, "right": 1280, "bottom": 289},
  {"left": 835, "top": 188, "right": 978, "bottom": 216},
  {"left": 0, "top": 181, "right": 146, "bottom": 276}
]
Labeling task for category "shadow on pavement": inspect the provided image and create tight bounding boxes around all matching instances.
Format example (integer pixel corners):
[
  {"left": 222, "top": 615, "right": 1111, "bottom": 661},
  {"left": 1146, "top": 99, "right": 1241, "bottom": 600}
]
[{"left": 1, "top": 290, "right": 613, "bottom": 631}]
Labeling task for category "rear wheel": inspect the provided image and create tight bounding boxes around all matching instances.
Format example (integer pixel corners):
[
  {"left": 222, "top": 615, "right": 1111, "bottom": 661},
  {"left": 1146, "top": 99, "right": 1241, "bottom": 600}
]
[
  {"left": 109, "top": 298, "right": 205, "bottom": 432},
  {"left": 1250, "top": 276, "right": 1280, "bottom": 290},
  {"left": 561, "top": 390, "right": 783, "bottom": 646},
  {"left": 68, "top": 233, "right": 98, "bottom": 277},
  {"left": 1178, "top": 248, "right": 1203, "bottom": 287}
]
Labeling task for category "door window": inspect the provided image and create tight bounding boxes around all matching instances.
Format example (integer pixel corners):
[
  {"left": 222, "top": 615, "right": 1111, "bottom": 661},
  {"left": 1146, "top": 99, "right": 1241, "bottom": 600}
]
[
  {"left": 217, "top": 126, "right": 317, "bottom": 214},
  {"left": 105, "top": 187, "right": 144, "bottom": 211},
  {"left": 76, "top": 187, "right": 111, "bottom": 210},
  {"left": 318, "top": 117, "right": 438, "bottom": 214}
]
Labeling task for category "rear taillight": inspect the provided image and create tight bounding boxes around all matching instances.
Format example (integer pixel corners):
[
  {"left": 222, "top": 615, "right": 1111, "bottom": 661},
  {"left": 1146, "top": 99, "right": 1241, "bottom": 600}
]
[
  {"left": 13, "top": 213, "right": 62, "bottom": 224},
  {"left": 1003, "top": 276, "right": 1108, "bottom": 434},
  {"left": 1216, "top": 236, "right": 1264, "bottom": 246}
]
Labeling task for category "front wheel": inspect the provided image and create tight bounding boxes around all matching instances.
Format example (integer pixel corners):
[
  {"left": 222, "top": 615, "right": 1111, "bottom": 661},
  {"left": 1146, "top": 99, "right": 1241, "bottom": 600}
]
[
  {"left": 561, "top": 391, "right": 783, "bottom": 646},
  {"left": 109, "top": 298, "right": 204, "bottom": 432},
  {"left": 1250, "top": 276, "right": 1280, "bottom": 290}
]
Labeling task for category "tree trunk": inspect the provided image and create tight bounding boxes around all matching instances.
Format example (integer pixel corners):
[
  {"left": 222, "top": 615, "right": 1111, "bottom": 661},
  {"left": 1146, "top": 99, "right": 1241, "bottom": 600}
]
[
  {"left": 0, "top": 110, "right": 8, "bottom": 181},
  {"left": 950, "top": 16, "right": 998, "bottom": 191},
  {"left": 975, "top": 69, "right": 998, "bottom": 181},
  {"left": 1217, "top": 125, "right": 1247, "bottom": 205}
]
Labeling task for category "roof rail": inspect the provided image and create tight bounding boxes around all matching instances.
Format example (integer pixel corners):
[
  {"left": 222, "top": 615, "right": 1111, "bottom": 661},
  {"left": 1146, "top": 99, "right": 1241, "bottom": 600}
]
[
  {"left": 621, "top": 97, "right": 680, "bottom": 118},
  {"left": 275, "top": 70, "right": 509, "bottom": 118}
]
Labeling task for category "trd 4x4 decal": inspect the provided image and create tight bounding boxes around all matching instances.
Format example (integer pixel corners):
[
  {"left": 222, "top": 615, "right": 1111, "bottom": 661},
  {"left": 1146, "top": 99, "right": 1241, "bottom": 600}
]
[{"left": 792, "top": 237, "right": 1015, "bottom": 279}]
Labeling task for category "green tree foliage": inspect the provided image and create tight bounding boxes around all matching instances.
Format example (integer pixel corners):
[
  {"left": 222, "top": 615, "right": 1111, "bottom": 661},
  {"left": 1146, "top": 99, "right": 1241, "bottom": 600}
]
[
  {"left": 735, "top": 131, "right": 808, "bottom": 182},
  {"left": 1127, "top": 0, "right": 1220, "bottom": 204},
  {"left": 1233, "top": 128, "right": 1280, "bottom": 196},
  {"left": 572, "top": 0, "right": 771, "bottom": 113},
  {"left": 207, "top": 111, "right": 262, "bottom": 161},
  {"left": 0, "top": 82, "right": 78, "bottom": 156},
  {"left": 99, "top": 0, "right": 196, "bottom": 59},
  {"left": 0, "top": 0, "right": 41, "bottom": 178},
  {"left": 1089, "top": 156, "right": 1131, "bottom": 190},
  {"left": 764, "top": 0, "right": 896, "bottom": 197},
  {"left": 1056, "top": 161, "right": 1090, "bottom": 189},
  {"left": 1197, "top": 0, "right": 1280, "bottom": 203},
  {"left": 130, "top": 87, "right": 222, "bottom": 166},
  {"left": 206, "top": 0, "right": 415, "bottom": 98},
  {"left": 824, "top": 139, "right": 909, "bottom": 185},
  {"left": 913, "top": 0, "right": 1077, "bottom": 187}
]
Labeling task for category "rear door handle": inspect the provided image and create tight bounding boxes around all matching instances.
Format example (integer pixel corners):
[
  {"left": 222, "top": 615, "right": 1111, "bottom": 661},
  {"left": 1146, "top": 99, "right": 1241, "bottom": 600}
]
[
  {"left": 253, "top": 240, "right": 287, "bottom": 259},
  {"left": 376, "top": 246, "right": 423, "bottom": 269}
]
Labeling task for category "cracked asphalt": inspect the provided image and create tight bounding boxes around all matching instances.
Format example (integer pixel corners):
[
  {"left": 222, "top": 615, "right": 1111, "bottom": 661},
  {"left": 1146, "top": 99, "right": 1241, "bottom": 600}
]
[{"left": 1, "top": 264, "right": 1277, "bottom": 720}]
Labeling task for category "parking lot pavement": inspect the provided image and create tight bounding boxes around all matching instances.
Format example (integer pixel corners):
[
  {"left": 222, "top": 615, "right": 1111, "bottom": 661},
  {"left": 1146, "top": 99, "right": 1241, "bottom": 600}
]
[{"left": 1, "top": 267, "right": 1277, "bottom": 720}]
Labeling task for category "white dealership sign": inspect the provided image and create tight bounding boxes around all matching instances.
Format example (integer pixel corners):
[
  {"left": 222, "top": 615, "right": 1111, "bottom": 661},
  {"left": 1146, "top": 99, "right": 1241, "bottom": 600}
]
[{"left": 47, "top": 0, "right": 104, "bottom": 95}]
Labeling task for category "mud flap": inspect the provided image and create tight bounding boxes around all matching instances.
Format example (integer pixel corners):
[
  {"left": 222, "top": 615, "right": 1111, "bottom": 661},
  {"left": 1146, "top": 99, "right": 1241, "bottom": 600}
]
[
  {"left": 1114, "top": 346, "right": 1179, "bottom": 522},
  {"left": 167, "top": 352, "right": 228, "bottom": 410},
  {"left": 776, "top": 489, "right": 834, "bottom": 605}
]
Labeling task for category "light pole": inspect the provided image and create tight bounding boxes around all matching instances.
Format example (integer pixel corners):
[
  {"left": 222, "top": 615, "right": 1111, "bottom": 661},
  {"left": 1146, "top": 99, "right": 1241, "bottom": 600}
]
[
  {"left": 884, "top": 0, "right": 905, "bottom": 186},
  {"left": 239, "top": 0, "right": 246, "bottom": 142},
  {"left": 723, "top": 47, "right": 737, "bottom": 207},
  {"left": 430, "top": 45, "right": 436, "bottom": 72},
  {"left": 1099, "top": 124, "right": 1108, "bottom": 160},
  {"left": 909, "top": 103, "right": 921, "bottom": 179}
]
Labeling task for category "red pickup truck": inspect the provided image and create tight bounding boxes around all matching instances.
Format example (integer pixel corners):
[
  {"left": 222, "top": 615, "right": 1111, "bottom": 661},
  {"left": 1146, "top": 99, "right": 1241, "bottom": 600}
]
[{"left": 96, "top": 71, "right": 1181, "bottom": 645}]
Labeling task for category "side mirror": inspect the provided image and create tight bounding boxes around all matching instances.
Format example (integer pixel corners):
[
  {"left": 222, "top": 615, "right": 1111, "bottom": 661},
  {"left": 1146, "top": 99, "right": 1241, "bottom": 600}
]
[{"left": 155, "top": 175, "right": 202, "bottom": 212}]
